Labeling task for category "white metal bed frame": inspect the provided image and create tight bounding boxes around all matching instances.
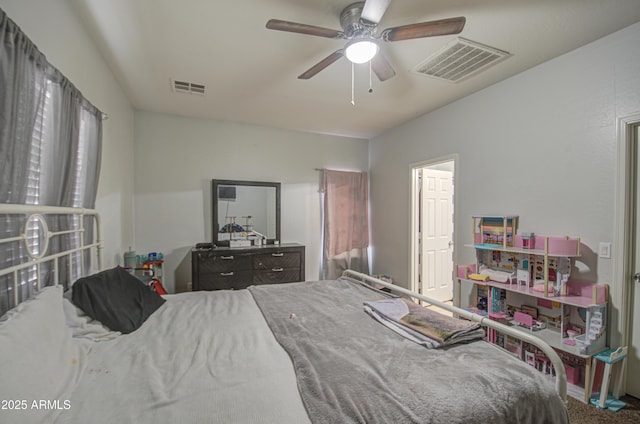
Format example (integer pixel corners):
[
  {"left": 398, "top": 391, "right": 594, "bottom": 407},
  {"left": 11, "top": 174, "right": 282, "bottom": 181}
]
[
  {"left": 0, "top": 204, "right": 566, "bottom": 404},
  {"left": 0, "top": 204, "right": 103, "bottom": 308},
  {"left": 343, "top": 269, "right": 568, "bottom": 403}
]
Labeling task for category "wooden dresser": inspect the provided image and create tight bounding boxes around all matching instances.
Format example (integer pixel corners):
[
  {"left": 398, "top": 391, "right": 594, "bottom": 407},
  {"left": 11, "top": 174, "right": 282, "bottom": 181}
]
[{"left": 191, "top": 243, "right": 305, "bottom": 291}]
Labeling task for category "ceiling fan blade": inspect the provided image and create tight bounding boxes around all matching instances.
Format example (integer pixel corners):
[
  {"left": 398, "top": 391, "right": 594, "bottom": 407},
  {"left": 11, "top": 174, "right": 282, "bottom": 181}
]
[
  {"left": 381, "top": 16, "right": 466, "bottom": 42},
  {"left": 298, "top": 50, "right": 344, "bottom": 79},
  {"left": 266, "top": 19, "right": 344, "bottom": 39},
  {"left": 361, "top": 0, "right": 391, "bottom": 24},
  {"left": 371, "top": 53, "right": 396, "bottom": 82}
]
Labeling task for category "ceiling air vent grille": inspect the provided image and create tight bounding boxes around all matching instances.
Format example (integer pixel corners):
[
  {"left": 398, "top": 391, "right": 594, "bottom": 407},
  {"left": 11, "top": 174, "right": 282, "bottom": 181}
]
[
  {"left": 413, "top": 37, "right": 511, "bottom": 83},
  {"left": 172, "top": 79, "right": 206, "bottom": 95}
]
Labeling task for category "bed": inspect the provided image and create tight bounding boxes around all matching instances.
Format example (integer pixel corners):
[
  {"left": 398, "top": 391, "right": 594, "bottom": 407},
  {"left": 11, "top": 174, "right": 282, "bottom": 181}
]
[{"left": 0, "top": 205, "right": 569, "bottom": 424}]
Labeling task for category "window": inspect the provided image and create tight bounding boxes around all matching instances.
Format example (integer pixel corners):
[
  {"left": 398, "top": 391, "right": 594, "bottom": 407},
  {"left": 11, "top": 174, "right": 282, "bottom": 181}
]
[{"left": 0, "top": 8, "right": 103, "bottom": 313}]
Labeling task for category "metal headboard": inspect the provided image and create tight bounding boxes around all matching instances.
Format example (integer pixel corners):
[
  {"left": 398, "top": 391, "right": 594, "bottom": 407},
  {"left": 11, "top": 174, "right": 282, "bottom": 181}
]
[{"left": 0, "top": 203, "right": 103, "bottom": 311}]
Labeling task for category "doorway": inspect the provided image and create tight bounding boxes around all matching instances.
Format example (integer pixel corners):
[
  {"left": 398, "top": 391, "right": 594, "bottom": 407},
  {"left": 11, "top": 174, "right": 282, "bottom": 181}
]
[
  {"left": 410, "top": 158, "right": 456, "bottom": 302},
  {"left": 614, "top": 113, "right": 640, "bottom": 398}
]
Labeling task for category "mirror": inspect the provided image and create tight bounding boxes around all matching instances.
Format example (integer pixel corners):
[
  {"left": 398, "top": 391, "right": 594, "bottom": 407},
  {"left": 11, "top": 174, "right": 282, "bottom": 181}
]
[{"left": 212, "top": 179, "right": 281, "bottom": 247}]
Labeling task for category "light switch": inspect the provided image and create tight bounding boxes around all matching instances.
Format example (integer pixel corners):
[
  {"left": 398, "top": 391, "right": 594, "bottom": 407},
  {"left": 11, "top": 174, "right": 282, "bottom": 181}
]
[{"left": 598, "top": 242, "right": 611, "bottom": 259}]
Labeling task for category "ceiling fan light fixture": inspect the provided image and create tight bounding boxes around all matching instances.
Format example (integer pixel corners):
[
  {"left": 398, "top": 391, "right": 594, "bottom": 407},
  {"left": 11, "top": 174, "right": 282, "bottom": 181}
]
[{"left": 345, "top": 39, "right": 379, "bottom": 64}]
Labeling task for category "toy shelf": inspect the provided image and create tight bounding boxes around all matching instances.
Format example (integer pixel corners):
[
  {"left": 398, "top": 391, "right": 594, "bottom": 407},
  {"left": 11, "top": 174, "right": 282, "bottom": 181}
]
[
  {"left": 467, "top": 240, "right": 581, "bottom": 258},
  {"left": 460, "top": 215, "right": 608, "bottom": 403},
  {"left": 458, "top": 277, "right": 606, "bottom": 308},
  {"left": 485, "top": 322, "right": 593, "bottom": 359},
  {"left": 464, "top": 233, "right": 581, "bottom": 298},
  {"left": 460, "top": 276, "right": 608, "bottom": 403}
]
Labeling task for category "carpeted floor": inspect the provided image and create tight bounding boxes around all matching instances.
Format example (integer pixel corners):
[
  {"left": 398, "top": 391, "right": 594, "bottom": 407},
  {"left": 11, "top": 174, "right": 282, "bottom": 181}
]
[{"left": 567, "top": 395, "right": 640, "bottom": 423}]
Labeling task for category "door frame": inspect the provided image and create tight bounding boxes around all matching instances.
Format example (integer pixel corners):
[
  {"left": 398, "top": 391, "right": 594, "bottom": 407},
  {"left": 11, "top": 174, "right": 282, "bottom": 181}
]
[
  {"left": 614, "top": 112, "right": 640, "bottom": 395},
  {"left": 409, "top": 154, "right": 458, "bottom": 299}
]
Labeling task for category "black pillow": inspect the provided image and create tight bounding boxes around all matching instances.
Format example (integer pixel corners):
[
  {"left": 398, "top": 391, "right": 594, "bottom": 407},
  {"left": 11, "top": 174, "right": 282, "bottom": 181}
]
[{"left": 71, "top": 266, "right": 166, "bottom": 334}]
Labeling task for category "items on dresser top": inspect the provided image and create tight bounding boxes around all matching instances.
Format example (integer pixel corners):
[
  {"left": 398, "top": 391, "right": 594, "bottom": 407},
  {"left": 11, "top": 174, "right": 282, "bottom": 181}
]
[{"left": 192, "top": 243, "right": 305, "bottom": 291}]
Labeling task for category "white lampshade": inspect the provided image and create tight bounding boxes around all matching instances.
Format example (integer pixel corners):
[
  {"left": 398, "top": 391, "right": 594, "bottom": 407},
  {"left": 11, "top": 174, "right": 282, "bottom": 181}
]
[{"left": 345, "top": 39, "right": 379, "bottom": 64}]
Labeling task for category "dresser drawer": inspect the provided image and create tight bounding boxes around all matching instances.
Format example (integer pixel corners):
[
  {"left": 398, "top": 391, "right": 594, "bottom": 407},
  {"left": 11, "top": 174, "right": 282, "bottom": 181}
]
[
  {"left": 197, "top": 252, "right": 252, "bottom": 272},
  {"left": 197, "top": 270, "right": 253, "bottom": 291},
  {"left": 192, "top": 244, "right": 305, "bottom": 291},
  {"left": 254, "top": 268, "right": 302, "bottom": 285},
  {"left": 254, "top": 251, "right": 301, "bottom": 270}
]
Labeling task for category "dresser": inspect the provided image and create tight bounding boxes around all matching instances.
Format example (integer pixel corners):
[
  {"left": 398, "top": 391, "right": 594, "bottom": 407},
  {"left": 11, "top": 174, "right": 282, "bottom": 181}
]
[{"left": 191, "top": 243, "right": 305, "bottom": 291}]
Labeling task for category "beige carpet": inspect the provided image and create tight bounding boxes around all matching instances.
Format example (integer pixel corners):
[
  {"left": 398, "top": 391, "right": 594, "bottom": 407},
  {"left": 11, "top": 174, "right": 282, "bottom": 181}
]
[{"left": 567, "top": 395, "right": 640, "bottom": 423}]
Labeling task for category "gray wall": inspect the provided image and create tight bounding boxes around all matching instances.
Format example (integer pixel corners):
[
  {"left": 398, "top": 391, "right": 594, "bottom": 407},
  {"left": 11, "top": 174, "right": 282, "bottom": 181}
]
[
  {"left": 369, "top": 22, "right": 640, "bottom": 347},
  {"left": 133, "top": 111, "right": 369, "bottom": 292}
]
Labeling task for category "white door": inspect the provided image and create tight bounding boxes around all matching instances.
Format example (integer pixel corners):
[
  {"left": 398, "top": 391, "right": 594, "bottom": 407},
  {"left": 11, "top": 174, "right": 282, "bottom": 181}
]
[
  {"left": 419, "top": 168, "right": 454, "bottom": 301},
  {"left": 629, "top": 124, "right": 640, "bottom": 398}
]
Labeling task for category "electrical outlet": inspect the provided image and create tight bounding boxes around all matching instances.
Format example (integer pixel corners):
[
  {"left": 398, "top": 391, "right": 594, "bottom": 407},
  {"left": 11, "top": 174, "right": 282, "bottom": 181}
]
[{"left": 598, "top": 242, "right": 611, "bottom": 259}]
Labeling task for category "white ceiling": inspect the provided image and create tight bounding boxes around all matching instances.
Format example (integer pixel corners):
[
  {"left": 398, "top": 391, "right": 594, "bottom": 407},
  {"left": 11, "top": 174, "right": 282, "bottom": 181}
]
[{"left": 70, "top": 0, "right": 640, "bottom": 139}]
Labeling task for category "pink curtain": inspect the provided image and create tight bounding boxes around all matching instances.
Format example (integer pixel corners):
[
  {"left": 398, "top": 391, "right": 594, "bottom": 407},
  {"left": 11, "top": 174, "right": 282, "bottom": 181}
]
[{"left": 322, "top": 170, "right": 370, "bottom": 279}]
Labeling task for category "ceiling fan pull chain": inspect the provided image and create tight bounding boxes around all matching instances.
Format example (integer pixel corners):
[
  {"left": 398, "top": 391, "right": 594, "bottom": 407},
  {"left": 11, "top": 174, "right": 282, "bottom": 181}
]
[
  {"left": 351, "top": 62, "right": 356, "bottom": 106},
  {"left": 369, "top": 61, "right": 373, "bottom": 93}
]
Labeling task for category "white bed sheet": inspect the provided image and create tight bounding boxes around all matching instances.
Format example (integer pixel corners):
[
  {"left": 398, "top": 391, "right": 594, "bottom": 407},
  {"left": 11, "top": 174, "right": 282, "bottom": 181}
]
[{"left": 55, "top": 290, "right": 311, "bottom": 424}]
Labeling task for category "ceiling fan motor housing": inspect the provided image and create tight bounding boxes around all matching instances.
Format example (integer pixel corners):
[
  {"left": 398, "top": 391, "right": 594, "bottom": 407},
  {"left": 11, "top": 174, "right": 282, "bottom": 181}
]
[{"left": 340, "top": 2, "right": 376, "bottom": 39}]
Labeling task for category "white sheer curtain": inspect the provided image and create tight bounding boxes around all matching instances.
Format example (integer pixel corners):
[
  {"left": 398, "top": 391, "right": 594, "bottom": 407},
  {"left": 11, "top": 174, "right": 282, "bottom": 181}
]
[
  {"left": 0, "top": 8, "right": 103, "bottom": 314},
  {"left": 321, "top": 169, "right": 370, "bottom": 279}
]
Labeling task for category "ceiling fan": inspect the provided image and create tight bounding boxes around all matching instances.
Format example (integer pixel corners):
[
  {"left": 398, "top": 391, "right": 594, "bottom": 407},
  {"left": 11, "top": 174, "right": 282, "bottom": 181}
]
[{"left": 266, "top": 0, "right": 466, "bottom": 81}]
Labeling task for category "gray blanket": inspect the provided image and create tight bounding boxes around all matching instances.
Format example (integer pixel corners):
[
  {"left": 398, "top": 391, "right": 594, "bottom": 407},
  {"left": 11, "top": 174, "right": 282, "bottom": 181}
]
[{"left": 249, "top": 278, "right": 568, "bottom": 424}]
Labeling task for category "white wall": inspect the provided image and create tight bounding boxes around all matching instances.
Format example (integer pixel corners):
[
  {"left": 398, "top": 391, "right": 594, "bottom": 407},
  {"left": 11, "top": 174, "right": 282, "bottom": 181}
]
[
  {"left": 0, "top": 0, "right": 136, "bottom": 269},
  {"left": 133, "top": 111, "right": 368, "bottom": 293},
  {"left": 369, "top": 22, "right": 640, "bottom": 347}
]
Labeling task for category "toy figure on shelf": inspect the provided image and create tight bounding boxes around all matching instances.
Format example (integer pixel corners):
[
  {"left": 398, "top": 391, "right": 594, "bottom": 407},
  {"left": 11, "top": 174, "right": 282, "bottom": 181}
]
[
  {"left": 517, "top": 257, "right": 532, "bottom": 286},
  {"left": 554, "top": 256, "right": 571, "bottom": 296}
]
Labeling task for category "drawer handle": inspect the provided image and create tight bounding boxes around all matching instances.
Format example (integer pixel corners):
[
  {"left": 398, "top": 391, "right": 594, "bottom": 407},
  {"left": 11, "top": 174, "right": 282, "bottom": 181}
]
[
  {"left": 271, "top": 253, "right": 284, "bottom": 257},
  {"left": 272, "top": 268, "right": 284, "bottom": 272},
  {"left": 221, "top": 256, "right": 234, "bottom": 260},
  {"left": 220, "top": 272, "right": 234, "bottom": 276}
]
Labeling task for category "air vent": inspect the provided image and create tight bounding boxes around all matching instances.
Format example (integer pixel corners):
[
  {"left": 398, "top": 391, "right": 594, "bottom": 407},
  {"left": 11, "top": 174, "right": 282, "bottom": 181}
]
[
  {"left": 171, "top": 79, "right": 206, "bottom": 95},
  {"left": 412, "top": 37, "right": 511, "bottom": 83}
]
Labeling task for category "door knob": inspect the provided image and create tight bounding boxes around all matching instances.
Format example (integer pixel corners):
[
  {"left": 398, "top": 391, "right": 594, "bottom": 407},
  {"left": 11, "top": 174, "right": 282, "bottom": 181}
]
[{"left": 634, "top": 273, "right": 640, "bottom": 282}]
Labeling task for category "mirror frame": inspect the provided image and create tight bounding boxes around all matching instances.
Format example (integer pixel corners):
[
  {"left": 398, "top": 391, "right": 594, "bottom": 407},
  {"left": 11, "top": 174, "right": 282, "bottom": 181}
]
[{"left": 211, "top": 179, "right": 281, "bottom": 247}]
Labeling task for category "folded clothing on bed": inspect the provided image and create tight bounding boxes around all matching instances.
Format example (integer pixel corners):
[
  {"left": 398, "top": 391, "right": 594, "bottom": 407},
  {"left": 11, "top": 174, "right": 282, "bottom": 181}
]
[{"left": 364, "top": 298, "right": 485, "bottom": 348}]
